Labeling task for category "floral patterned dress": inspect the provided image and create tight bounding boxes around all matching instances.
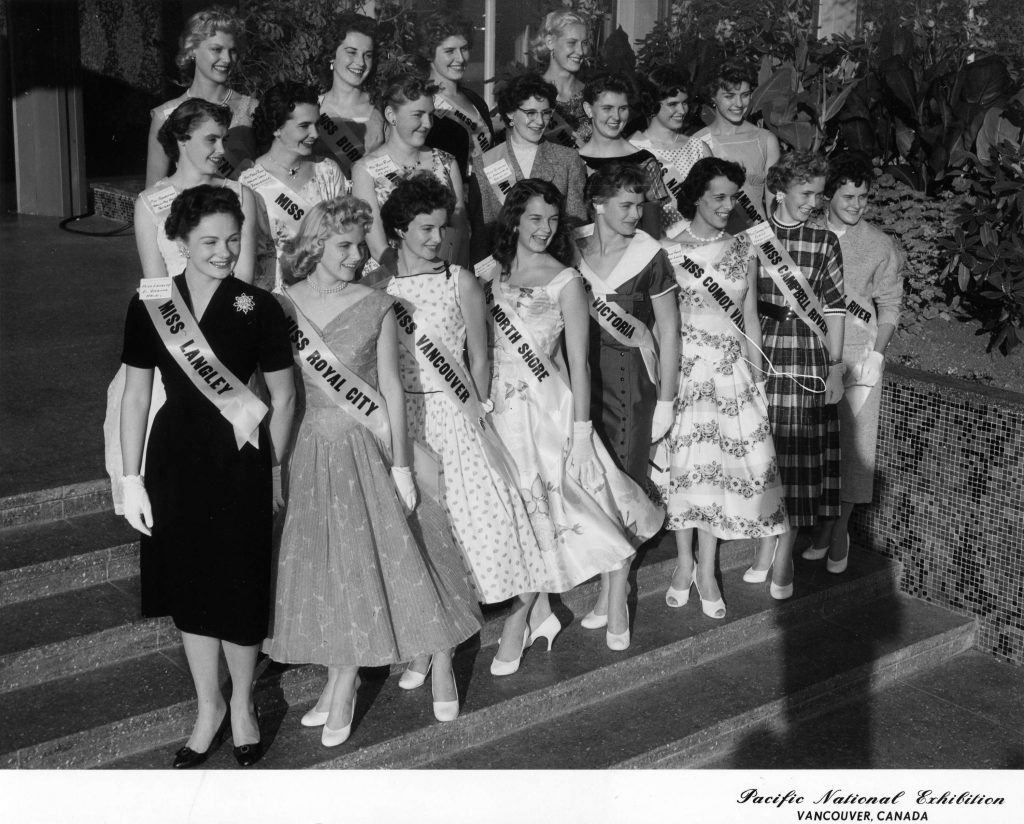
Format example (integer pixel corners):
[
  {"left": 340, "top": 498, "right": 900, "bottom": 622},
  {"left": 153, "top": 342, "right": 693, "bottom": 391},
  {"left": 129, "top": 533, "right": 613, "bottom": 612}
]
[
  {"left": 385, "top": 267, "right": 548, "bottom": 603},
  {"left": 660, "top": 233, "right": 788, "bottom": 538},
  {"left": 488, "top": 268, "right": 664, "bottom": 592}
]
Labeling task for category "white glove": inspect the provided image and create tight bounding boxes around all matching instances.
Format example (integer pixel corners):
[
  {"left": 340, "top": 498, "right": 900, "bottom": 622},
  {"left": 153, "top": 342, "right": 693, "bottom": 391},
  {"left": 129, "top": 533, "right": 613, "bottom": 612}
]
[
  {"left": 391, "top": 465, "right": 418, "bottom": 512},
  {"left": 271, "top": 465, "right": 284, "bottom": 513},
  {"left": 480, "top": 398, "right": 495, "bottom": 414},
  {"left": 650, "top": 400, "right": 675, "bottom": 442},
  {"left": 121, "top": 475, "right": 153, "bottom": 536},
  {"left": 566, "top": 421, "right": 602, "bottom": 489},
  {"left": 825, "top": 363, "right": 846, "bottom": 404},
  {"left": 858, "top": 351, "right": 884, "bottom": 387}
]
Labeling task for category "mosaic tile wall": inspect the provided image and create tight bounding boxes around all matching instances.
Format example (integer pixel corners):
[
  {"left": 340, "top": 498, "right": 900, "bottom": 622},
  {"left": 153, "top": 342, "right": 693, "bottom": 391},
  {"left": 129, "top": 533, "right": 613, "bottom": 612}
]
[{"left": 851, "top": 364, "right": 1024, "bottom": 664}]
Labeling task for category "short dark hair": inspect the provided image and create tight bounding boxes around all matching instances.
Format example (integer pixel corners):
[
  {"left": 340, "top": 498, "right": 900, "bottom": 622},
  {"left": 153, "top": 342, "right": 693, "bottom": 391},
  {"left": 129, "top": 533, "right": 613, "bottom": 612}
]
[
  {"left": 706, "top": 60, "right": 756, "bottom": 99},
  {"left": 417, "top": 10, "right": 474, "bottom": 60},
  {"left": 825, "top": 151, "right": 874, "bottom": 198},
  {"left": 495, "top": 73, "right": 557, "bottom": 123},
  {"left": 677, "top": 157, "right": 746, "bottom": 219},
  {"left": 253, "top": 81, "right": 320, "bottom": 153},
  {"left": 493, "top": 179, "right": 573, "bottom": 269},
  {"left": 157, "top": 99, "right": 232, "bottom": 163},
  {"left": 766, "top": 151, "right": 830, "bottom": 194},
  {"left": 585, "top": 161, "right": 648, "bottom": 205},
  {"left": 380, "top": 172, "right": 457, "bottom": 242},
  {"left": 582, "top": 71, "right": 636, "bottom": 106},
  {"left": 317, "top": 13, "right": 378, "bottom": 90},
  {"left": 164, "top": 184, "right": 244, "bottom": 241}
]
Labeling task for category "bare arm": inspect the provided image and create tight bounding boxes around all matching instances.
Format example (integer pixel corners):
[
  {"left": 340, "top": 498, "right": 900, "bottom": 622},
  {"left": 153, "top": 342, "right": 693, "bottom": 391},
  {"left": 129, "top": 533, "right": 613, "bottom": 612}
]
[
  {"left": 558, "top": 276, "right": 593, "bottom": 423},
  {"left": 459, "top": 268, "right": 491, "bottom": 400},
  {"left": 448, "top": 162, "right": 471, "bottom": 267},
  {"left": 120, "top": 366, "right": 154, "bottom": 475},
  {"left": 743, "top": 257, "right": 765, "bottom": 377},
  {"left": 234, "top": 185, "right": 258, "bottom": 284},
  {"left": 651, "top": 290, "right": 680, "bottom": 401},
  {"left": 261, "top": 367, "right": 296, "bottom": 466},
  {"left": 351, "top": 160, "right": 389, "bottom": 262},
  {"left": 762, "top": 131, "right": 782, "bottom": 217},
  {"left": 134, "top": 197, "right": 170, "bottom": 279},
  {"left": 376, "top": 308, "right": 411, "bottom": 468},
  {"left": 145, "top": 111, "right": 170, "bottom": 189}
]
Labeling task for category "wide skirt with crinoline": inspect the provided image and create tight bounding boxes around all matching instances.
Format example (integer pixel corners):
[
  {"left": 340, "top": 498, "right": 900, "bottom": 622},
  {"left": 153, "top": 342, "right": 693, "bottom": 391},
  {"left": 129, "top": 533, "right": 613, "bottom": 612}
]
[{"left": 263, "top": 407, "right": 482, "bottom": 667}]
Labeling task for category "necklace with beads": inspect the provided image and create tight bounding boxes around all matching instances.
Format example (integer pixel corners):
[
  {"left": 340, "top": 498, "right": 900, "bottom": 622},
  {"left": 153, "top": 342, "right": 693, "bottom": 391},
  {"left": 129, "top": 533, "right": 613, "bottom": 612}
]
[
  {"left": 685, "top": 226, "right": 725, "bottom": 243},
  {"left": 308, "top": 277, "right": 350, "bottom": 294},
  {"left": 186, "top": 87, "right": 234, "bottom": 107}
]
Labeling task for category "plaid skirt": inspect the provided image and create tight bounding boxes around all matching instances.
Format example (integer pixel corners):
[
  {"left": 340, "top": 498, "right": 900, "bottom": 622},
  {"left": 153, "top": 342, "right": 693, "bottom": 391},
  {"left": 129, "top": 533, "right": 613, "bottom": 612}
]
[{"left": 762, "top": 317, "right": 841, "bottom": 527}]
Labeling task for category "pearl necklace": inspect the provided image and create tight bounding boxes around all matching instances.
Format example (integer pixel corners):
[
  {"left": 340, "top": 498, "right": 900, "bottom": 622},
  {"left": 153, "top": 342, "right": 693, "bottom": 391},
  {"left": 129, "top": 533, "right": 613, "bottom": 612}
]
[
  {"left": 186, "top": 87, "right": 234, "bottom": 107},
  {"left": 685, "top": 226, "right": 725, "bottom": 243},
  {"left": 308, "top": 277, "right": 349, "bottom": 294}
]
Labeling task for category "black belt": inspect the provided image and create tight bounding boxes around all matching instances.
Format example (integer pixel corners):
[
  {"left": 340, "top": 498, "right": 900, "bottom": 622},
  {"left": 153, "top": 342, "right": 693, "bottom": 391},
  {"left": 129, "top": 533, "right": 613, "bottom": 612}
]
[{"left": 758, "top": 300, "right": 800, "bottom": 322}]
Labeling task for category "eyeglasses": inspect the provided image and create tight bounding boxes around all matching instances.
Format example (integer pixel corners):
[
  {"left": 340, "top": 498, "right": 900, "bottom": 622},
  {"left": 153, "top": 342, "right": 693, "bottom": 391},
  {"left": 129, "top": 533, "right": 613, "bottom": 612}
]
[{"left": 516, "top": 108, "right": 554, "bottom": 122}]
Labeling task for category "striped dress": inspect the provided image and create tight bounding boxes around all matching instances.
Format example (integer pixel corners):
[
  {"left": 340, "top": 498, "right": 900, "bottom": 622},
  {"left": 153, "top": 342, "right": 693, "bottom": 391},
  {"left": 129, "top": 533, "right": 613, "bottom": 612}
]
[{"left": 757, "top": 217, "right": 845, "bottom": 527}]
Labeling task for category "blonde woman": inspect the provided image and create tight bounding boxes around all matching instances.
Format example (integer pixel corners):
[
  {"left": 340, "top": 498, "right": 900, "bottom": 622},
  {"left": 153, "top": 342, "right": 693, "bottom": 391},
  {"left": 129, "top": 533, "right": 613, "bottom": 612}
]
[{"left": 534, "top": 9, "right": 591, "bottom": 147}]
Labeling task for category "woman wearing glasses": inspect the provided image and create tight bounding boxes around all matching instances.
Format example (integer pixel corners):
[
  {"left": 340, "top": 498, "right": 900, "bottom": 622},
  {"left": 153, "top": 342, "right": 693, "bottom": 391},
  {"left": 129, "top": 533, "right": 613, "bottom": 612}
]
[{"left": 473, "top": 73, "right": 587, "bottom": 257}]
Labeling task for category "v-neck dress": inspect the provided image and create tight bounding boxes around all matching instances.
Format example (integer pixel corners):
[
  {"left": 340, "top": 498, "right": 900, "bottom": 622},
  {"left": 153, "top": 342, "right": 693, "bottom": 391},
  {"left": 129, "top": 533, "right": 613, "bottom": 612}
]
[
  {"left": 263, "top": 291, "right": 481, "bottom": 666},
  {"left": 120, "top": 275, "right": 293, "bottom": 645}
]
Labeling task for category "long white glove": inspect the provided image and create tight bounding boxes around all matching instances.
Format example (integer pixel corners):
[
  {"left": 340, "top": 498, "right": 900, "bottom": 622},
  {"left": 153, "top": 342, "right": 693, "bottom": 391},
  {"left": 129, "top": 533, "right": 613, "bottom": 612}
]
[
  {"left": 391, "top": 465, "right": 418, "bottom": 512},
  {"left": 567, "top": 421, "right": 602, "bottom": 489},
  {"left": 650, "top": 400, "right": 675, "bottom": 442},
  {"left": 271, "top": 465, "right": 284, "bottom": 513},
  {"left": 121, "top": 475, "right": 153, "bottom": 536},
  {"left": 858, "top": 351, "right": 885, "bottom": 387}
]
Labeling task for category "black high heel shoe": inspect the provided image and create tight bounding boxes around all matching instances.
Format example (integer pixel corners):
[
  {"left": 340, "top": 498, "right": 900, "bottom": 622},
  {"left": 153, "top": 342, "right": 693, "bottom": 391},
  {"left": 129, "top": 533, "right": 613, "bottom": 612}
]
[
  {"left": 173, "top": 707, "right": 230, "bottom": 769},
  {"left": 233, "top": 704, "right": 264, "bottom": 767}
]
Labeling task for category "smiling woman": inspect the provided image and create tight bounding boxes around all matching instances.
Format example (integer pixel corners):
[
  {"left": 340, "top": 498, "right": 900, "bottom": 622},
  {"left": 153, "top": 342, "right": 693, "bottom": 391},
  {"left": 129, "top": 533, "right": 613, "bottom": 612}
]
[{"left": 145, "top": 8, "right": 258, "bottom": 186}]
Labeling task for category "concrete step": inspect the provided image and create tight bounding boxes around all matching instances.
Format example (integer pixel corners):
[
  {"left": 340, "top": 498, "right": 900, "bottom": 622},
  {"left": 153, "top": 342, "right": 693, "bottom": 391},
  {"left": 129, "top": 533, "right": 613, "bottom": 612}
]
[
  {"left": 98, "top": 550, "right": 900, "bottom": 770},
  {"left": 426, "top": 593, "right": 976, "bottom": 769},
  {"left": 0, "top": 511, "right": 137, "bottom": 605},
  {"left": 0, "top": 479, "right": 112, "bottom": 529}
]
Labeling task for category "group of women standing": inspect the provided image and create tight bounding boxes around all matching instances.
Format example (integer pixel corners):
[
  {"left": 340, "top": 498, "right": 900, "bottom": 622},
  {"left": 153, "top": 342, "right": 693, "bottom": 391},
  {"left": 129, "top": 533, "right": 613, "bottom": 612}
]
[{"left": 111, "top": 6, "right": 903, "bottom": 768}]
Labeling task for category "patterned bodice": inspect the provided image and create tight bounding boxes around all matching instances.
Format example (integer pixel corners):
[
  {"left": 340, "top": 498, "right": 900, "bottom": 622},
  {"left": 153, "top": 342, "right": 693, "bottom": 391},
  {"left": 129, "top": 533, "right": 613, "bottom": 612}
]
[
  {"left": 371, "top": 149, "right": 455, "bottom": 208},
  {"left": 492, "top": 268, "right": 579, "bottom": 364},
  {"left": 385, "top": 268, "right": 465, "bottom": 394}
]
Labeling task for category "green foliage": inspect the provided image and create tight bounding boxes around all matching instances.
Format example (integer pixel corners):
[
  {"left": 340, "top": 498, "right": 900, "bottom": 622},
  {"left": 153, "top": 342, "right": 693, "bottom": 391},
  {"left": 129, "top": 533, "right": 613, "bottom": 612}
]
[
  {"left": 939, "top": 142, "right": 1024, "bottom": 354},
  {"left": 869, "top": 168, "right": 965, "bottom": 334}
]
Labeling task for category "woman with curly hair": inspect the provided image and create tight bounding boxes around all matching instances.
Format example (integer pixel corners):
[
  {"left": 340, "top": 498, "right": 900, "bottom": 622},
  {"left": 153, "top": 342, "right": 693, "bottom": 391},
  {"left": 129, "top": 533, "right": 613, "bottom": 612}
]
[
  {"left": 119, "top": 186, "right": 295, "bottom": 768},
  {"left": 484, "top": 180, "right": 663, "bottom": 669},
  {"left": 240, "top": 82, "right": 346, "bottom": 290},
  {"left": 534, "top": 8, "right": 591, "bottom": 147},
  {"left": 263, "top": 196, "right": 480, "bottom": 744},
  {"left": 693, "top": 61, "right": 781, "bottom": 224},
  {"left": 659, "top": 157, "right": 788, "bottom": 619},
  {"left": 380, "top": 173, "right": 546, "bottom": 691},
  {"left": 743, "top": 151, "right": 846, "bottom": 600},
  {"left": 630, "top": 66, "right": 711, "bottom": 227},
  {"left": 577, "top": 72, "right": 670, "bottom": 238},
  {"left": 804, "top": 152, "right": 903, "bottom": 573},
  {"left": 352, "top": 68, "right": 470, "bottom": 268},
  {"left": 316, "top": 12, "right": 385, "bottom": 176},
  {"left": 145, "top": 8, "right": 257, "bottom": 185}
]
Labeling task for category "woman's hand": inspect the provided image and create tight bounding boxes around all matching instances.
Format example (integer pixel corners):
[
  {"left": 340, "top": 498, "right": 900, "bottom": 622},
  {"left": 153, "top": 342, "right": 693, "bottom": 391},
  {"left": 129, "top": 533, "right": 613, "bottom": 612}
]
[
  {"left": 858, "top": 351, "right": 884, "bottom": 387},
  {"left": 391, "top": 465, "right": 417, "bottom": 512},
  {"left": 825, "top": 363, "right": 846, "bottom": 404},
  {"left": 121, "top": 475, "right": 153, "bottom": 536},
  {"left": 567, "top": 421, "right": 602, "bottom": 489},
  {"left": 650, "top": 400, "right": 675, "bottom": 442}
]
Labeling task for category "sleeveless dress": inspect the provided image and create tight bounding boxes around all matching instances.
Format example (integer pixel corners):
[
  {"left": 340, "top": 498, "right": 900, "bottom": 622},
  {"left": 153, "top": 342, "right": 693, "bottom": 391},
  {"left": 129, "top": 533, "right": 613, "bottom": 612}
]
[
  {"left": 103, "top": 178, "right": 245, "bottom": 512},
  {"left": 694, "top": 126, "right": 773, "bottom": 226},
  {"left": 659, "top": 232, "right": 788, "bottom": 538},
  {"left": 239, "top": 158, "right": 346, "bottom": 291},
  {"left": 263, "top": 291, "right": 481, "bottom": 666},
  {"left": 488, "top": 268, "right": 664, "bottom": 592},
  {"left": 120, "top": 275, "right": 293, "bottom": 644},
  {"left": 385, "top": 268, "right": 548, "bottom": 603}
]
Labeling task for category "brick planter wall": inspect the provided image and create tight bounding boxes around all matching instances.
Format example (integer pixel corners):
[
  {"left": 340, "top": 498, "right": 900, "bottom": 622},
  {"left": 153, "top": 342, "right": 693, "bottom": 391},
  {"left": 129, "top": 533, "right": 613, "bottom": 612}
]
[{"left": 852, "top": 364, "right": 1024, "bottom": 664}]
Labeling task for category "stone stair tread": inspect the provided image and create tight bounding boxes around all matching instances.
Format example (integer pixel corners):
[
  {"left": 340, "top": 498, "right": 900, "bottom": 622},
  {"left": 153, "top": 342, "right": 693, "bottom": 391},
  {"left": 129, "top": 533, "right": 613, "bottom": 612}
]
[
  {"left": 105, "top": 555, "right": 901, "bottom": 770},
  {"left": 0, "top": 647, "right": 192, "bottom": 759},
  {"left": 698, "top": 650, "right": 1024, "bottom": 769},
  {"left": 0, "top": 510, "right": 132, "bottom": 573},
  {"left": 0, "top": 577, "right": 141, "bottom": 659},
  {"left": 424, "top": 595, "right": 975, "bottom": 769}
]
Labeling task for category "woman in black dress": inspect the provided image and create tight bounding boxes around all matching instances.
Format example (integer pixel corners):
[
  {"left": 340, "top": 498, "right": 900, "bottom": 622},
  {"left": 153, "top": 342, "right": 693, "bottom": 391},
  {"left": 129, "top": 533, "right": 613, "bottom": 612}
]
[{"left": 119, "top": 185, "right": 296, "bottom": 768}]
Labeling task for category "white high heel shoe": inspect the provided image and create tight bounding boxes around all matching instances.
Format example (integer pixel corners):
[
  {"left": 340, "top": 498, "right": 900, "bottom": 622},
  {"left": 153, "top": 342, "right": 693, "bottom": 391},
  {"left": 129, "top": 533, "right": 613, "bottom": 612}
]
[
  {"left": 693, "top": 577, "right": 726, "bottom": 619},
  {"left": 770, "top": 561, "right": 795, "bottom": 600},
  {"left": 529, "top": 613, "right": 562, "bottom": 651},
  {"left": 490, "top": 625, "right": 530, "bottom": 676},
  {"left": 580, "top": 610, "right": 608, "bottom": 629},
  {"left": 321, "top": 680, "right": 359, "bottom": 747},
  {"left": 665, "top": 566, "right": 693, "bottom": 608},
  {"left": 432, "top": 670, "right": 460, "bottom": 722},
  {"left": 826, "top": 534, "right": 850, "bottom": 574},
  {"left": 398, "top": 658, "right": 431, "bottom": 690},
  {"left": 743, "top": 537, "right": 779, "bottom": 583}
]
